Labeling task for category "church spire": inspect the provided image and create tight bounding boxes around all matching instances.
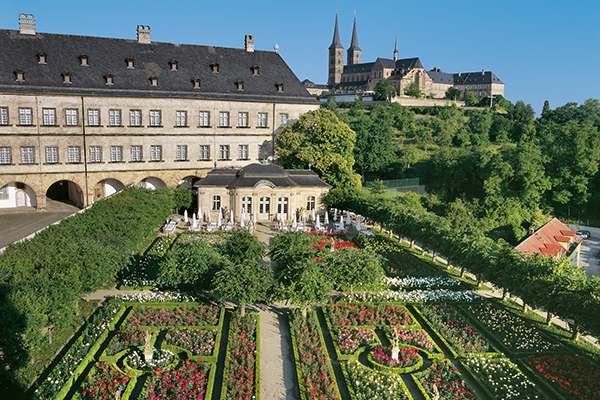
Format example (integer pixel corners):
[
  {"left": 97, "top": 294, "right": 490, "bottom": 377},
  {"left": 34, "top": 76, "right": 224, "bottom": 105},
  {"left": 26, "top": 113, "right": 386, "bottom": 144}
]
[
  {"left": 347, "top": 14, "right": 362, "bottom": 66},
  {"left": 329, "top": 13, "right": 343, "bottom": 50},
  {"left": 393, "top": 34, "right": 398, "bottom": 62}
]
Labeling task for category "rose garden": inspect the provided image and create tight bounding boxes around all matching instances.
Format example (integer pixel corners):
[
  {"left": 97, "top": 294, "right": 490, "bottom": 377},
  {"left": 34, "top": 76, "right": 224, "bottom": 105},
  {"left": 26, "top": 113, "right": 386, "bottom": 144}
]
[{"left": 2, "top": 188, "right": 600, "bottom": 400}]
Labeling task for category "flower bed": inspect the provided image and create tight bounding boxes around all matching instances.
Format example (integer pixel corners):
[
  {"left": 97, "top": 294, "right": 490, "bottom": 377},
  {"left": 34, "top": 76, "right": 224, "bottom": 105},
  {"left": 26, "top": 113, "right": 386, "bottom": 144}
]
[
  {"left": 354, "top": 235, "right": 441, "bottom": 277},
  {"left": 419, "top": 304, "right": 489, "bottom": 354},
  {"left": 384, "top": 276, "right": 460, "bottom": 290},
  {"left": 31, "top": 301, "right": 124, "bottom": 400},
  {"left": 463, "top": 303, "right": 562, "bottom": 353},
  {"left": 222, "top": 313, "right": 259, "bottom": 400},
  {"left": 166, "top": 329, "right": 217, "bottom": 356},
  {"left": 462, "top": 355, "right": 544, "bottom": 400},
  {"left": 118, "top": 290, "right": 201, "bottom": 303},
  {"left": 129, "top": 305, "right": 219, "bottom": 327},
  {"left": 326, "top": 303, "right": 415, "bottom": 327},
  {"left": 386, "top": 327, "right": 438, "bottom": 353},
  {"left": 289, "top": 310, "right": 341, "bottom": 400},
  {"left": 524, "top": 354, "right": 600, "bottom": 400},
  {"left": 369, "top": 345, "right": 422, "bottom": 372},
  {"left": 343, "top": 289, "right": 480, "bottom": 303},
  {"left": 126, "top": 348, "right": 175, "bottom": 372},
  {"left": 77, "top": 361, "right": 129, "bottom": 400},
  {"left": 344, "top": 360, "right": 410, "bottom": 400},
  {"left": 121, "top": 235, "right": 176, "bottom": 288},
  {"left": 414, "top": 358, "right": 476, "bottom": 399},
  {"left": 143, "top": 359, "right": 210, "bottom": 399},
  {"left": 333, "top": 327, "right": 377, "bottom": 355},
  {"left": 105, "top": 327, "right": 145, "bottom": 357}
]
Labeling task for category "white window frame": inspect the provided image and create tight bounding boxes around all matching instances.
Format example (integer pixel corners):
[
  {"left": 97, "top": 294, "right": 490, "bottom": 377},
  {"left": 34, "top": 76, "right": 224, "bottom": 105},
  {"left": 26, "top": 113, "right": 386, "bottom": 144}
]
[
  {"left": 238, "top": 112, "right": 248, "bottom": 127},
  {"left": 199, "top": 145, "right": 210, "bottom": 160},
  {"left": 0, "top": 107, "right": 7, "bottom": 125},
  {"left": 258, "top": 112, "right": 267, "bottom": 128},
  {"left": 307, "top": 196, "right": 316, "bottom": 211},
  {"left": 176, "top": 111, "right": 187, "bottom": 127},
  {"left": 280, "top": 113, "right": 288, "bottom": 126},
  {"left": 131, "top": 146, "right": 142, "bottom": 162},
  {"left": 66, "top": 109, "right": 78, "bottom": 126},
  {"left": 19, "top": 108, "right": 32, "bottom": 125},
  {"left": 21, "top": 146, "right": 35, "bottom": 164},
  {"left": 239, "top": 145, "right": 248, "bottom": 160},
  {"left": 219, "top": 112, "right": 229, "bottom": 127},
  {"left": 88, "top": 109, "right": 100, "bottom": 126},
  {"left": 212, "top": 195, "right": 221, "bottom": 211},
  {"left": 68, "top": 146, "right": 80, "bottom": 163},
  {"left": 199, "top": 111, "right": 210, "bottom": 127},
  {"left": 130, "top": 110, "right": 141, "bottom": 126},
  {"left": 89, "top": 146, "right": 102, "bottom": 163},
  {"left": 0, "top": 147, "right": 11, "bottom": 164},
  {"left": 150, "top": 110, "right": 161, "bottom": 127},
  {"left": 111, "top": 146, "right": 122, "bottom": 162},
  {"left": 109, "top": 109, "right": 121, "bottom": 126},
  {"left": 219, "top": 145, "right": 229, "bottom": 160},
  {"left": 46, "top": 147, "right": 58, "bottom": 164},
  {"left": 176, "top": 145, "right": 187, "bottom": 161},
  {"left": 151, "top": 145, "right": 162, "bottom": 161},
  {"left": 43, "top": 108, "right": 56, "bottom": 126}
]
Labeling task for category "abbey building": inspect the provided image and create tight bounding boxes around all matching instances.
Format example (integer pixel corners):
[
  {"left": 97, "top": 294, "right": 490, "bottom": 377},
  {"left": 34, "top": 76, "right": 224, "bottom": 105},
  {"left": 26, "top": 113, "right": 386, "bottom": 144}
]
[
  {"left": 327, "top": 14, "right": 505, "bottom": 100},
  {"left": 0, "top": 14, "right": 319, "bottom": 211}
]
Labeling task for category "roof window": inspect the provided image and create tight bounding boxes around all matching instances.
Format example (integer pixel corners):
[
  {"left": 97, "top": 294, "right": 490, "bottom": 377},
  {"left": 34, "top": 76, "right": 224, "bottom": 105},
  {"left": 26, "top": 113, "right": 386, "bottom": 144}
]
[
  {"left": 37, "top": 52, "right": 47, "bottom": 64},
  {"left": 104, "top": 74, "right": 114, "bottom": 85},
  {"left": 251, "top": 66, "right": 259, "bottom": 76},
  {"left": 62, "top": 72, "right": 72, "bottom": 84},
  {"left": 210, "top": 63, "right": 219, "bottom": 73},
  {"left": 192, "top": 78, "right": 201, "bottom": 89},
  {"left": 170, "top": 60, "right": 178, "bottom": 71},
  {"left": 150, "top": 76, "right": 158, "bottom": 86},
  {"left": 236, "top": 80, "right": 244, "bottom": 91},
  {"left": 275, "top": 82, "right": 284, "bottom": 92},
  {"left": 126, "top": 58, "right": 135, "bottom": 69},
  {"left": 79, "top": 55, "right": 89, "bottom": 66},
  {"left": 15, "top": 70, "right": 25, "bottom": 82}
]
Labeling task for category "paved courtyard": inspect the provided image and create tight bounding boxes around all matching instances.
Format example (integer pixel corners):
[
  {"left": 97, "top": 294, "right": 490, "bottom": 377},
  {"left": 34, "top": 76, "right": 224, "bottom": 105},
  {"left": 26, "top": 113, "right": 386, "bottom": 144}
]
[{"left": 569, "top": 224, "right": 600, "bottom": 278}]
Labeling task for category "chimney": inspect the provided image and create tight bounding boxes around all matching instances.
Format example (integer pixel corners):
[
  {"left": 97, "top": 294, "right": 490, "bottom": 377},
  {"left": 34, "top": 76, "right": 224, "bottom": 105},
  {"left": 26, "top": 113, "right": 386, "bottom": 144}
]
[
  {"left": 245, "top": 35, "right": 255, "bottom": 52},
  {"left": 137, "top": 25, "right": 151, "bottom": 44},
  {"left": 482, "top": 69, "right": 485, "bottom": 75},
  {"left": 458, "top": 71, "right": 461, "bottom": 77},
  {"left": 19, "top": 13, "right": 35, "bottom": 35},
  {"left": 528, "top": 226, "right": 535, "bottom": 235}
]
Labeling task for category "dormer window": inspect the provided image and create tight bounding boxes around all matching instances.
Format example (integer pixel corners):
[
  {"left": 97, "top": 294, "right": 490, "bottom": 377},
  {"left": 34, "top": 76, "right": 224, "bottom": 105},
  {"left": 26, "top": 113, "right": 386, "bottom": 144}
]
[
  {"left": 236, "top": 80, "right": 244, "bottom": 91},
  {"left": 169, "top": 61, "right": 178, "bottom": 71},
  {"left": 251, "top": 66, "right": 259, "bottom": 76},
  {"left": 104, "top": 74, "right": 114, "bottom": 85},
  {"left": 62, "top": 72, "right": 72, "bottom": 84},
  {"left": 37, "top": 52, "right": 47, "bottom": 64},
  {"left": 210, "top": 63, "right": 219, "bottom": 73},
  {"left": 126, "top": 58, "right": 135, "bottom": 69},
  {"left": 192, "top": 78, "right": 201, "bottom": 89},
  {"left": 150, "top": 76, "right": 158, "bottom": 86},
  {"left": 15, "top": 70, "right": 25, "bottom": 82},
  {"left": 79, "top": 55, "right": 89, "bottom": 66},
  {"left": 275, "top": 82, "right": 284, "bottom": 92}
]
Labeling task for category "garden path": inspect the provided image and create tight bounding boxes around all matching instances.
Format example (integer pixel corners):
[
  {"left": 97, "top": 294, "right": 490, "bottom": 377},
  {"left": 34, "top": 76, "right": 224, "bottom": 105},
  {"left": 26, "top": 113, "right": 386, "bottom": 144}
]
[{"left": 254, "top": 222, "right": 300, "bottom": 400}]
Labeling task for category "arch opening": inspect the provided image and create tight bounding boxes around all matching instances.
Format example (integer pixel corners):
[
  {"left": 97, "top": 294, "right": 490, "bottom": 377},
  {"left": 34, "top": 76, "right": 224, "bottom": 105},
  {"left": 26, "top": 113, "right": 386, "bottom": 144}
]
[
  {"left": 137, "top": 177, "right": 166, "bottom": 190},
  {"left": 178, "top": 175, "right": 201, "bottom": 212},
  {"left": 94, "top": 178, "right": 125, "bottom": 201},
  {"left": 0, "top": 182, "right": 37, "bottom": 209},
  {"left": 46, "top": 180, "right": 84, "bottom": 208}
]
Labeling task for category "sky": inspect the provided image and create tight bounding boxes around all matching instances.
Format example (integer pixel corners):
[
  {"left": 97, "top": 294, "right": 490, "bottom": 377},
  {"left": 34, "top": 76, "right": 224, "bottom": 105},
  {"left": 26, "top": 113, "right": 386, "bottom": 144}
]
[{"left": 2, "top": 0, "right": 600, "bottom": 114}]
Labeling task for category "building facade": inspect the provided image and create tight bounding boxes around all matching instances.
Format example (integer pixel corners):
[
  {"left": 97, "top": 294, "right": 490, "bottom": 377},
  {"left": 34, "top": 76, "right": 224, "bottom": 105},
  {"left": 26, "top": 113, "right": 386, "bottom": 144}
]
[
  {"left": 0, "top": 14, "right": 319, "bottom": 210},
  {"left": 195, "top": 163, "right": 330, "bottom": 223},
  {"left": 326, "top": 14, "right": 505, "bottom": 100}
]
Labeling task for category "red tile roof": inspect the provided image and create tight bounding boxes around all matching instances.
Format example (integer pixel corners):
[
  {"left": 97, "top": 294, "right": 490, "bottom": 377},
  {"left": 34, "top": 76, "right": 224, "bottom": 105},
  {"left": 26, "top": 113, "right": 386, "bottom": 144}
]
[{"left": 515, "top": 218, "right": 575, "bottom": 258}]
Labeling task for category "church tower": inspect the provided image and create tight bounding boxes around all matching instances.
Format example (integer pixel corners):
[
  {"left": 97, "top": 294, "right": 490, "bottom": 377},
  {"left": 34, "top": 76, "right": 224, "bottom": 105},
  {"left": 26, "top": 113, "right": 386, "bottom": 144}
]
[
  {"left": 347, "top": 16, "right": 361, "bottom": 66},
  {"left": 328, "top": 13, "right": 344, "bottom": 86}
]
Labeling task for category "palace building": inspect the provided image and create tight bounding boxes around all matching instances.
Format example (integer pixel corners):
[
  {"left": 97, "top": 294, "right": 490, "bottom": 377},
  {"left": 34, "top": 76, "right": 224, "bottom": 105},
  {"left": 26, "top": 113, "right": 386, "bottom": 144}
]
[
  {"left": 0, "top": 13, "right": 319, "bottom": 210},
  {"left": 327, "top": 14, "right": 505, "bottom": 100}
]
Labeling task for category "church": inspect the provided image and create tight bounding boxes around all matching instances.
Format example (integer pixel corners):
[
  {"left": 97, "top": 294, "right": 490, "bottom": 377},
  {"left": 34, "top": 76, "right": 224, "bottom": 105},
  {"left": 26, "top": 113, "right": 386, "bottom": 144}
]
[{"left": 327, "top": 14, "right": 505, "bottom": 100}]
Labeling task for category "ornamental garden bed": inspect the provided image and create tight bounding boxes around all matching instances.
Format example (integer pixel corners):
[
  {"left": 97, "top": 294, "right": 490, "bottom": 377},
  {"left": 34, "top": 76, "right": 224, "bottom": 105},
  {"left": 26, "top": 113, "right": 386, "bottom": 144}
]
[{"left": 119, "top": 235, "right": 177, "bottom": 290}]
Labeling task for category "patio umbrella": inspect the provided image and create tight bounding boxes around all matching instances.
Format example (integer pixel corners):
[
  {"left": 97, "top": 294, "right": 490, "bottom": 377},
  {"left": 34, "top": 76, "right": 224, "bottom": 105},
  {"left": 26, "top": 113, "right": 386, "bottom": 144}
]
[
  {"left": 302, "top": 210, "right": 307, "bottom": 224},
  {"left": 240, "top": 216, "right": 245, "bottom": 228},
  {"left": 241, "top": 206, "right": 246, "bottom": 222},
  {"left": 292, "top": 211, "right": 297, "bottom": 229},
  {"left": 334, "top": 208, "right": 338, "bottom": 221},
  {"left": 253, "top": 212, "right": 257, "bottom": 225},
  {"left": 315, "top": 216, "right": 321, "bottom": 230},
  {"left": 219, "top": 207, "right": 223, "bottom": 222},
  {"left": 217, "top": 210, "right": 222, "bottom": 227},
  {"left": 312, "top": 209, "right": 316, "bottom": 223},
  {"left": 192, "top": 213, "right": 197, "bottom": 228},
  {"left": 324, "top": 211, "right": 329, "bottom": 225},
  {"left": 346, "top": 212, "right": 351, "bottom": 225},
  {"left": 184, "top": 209, "right": 188, "bottom": 223},
  {"left": 206, "top": 211, "right": 211, "bottom": 224},
  {"left": 229, "top": 209, "right": 234, "bottom": 224},
  {"left": 198, "top": 206, "right": 202, "bottom": 222},
  {"left": 357, "top": 215, "right": 362, "bottom": 230},
  {"left": 339, "top": 215, "right": 345, "bottom": 230}
]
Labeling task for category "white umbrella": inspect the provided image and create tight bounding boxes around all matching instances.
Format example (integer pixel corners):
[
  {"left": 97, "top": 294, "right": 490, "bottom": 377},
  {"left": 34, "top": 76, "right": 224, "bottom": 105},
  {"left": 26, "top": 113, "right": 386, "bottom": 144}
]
[
  {"left": 315, "top": 216, "right": 321, "bottom": 230},
  {"left": 292, "top": 212, "right": 297, "bottom": 229},
  {"left": 346, "top": 213, "right": 351, "bottom": 225},
  {"left": 206, "top": 211, "right": 211, "bottom": 224},
  {"left": 324, "top": 211, "right": 329, "bottom": 225},
  {"left": 339, "top": 215, "right": 345, "bottom": 230},
  {"left": 240, "top": 216, "right": 245, "bottom": 228},
  {"left": 219, "top": 207, "right": 223, "bottom": 222},
  {"left": 241, "top": 207, "right": 246, "bottom": 222},
  {"left": 184, "top": 209, "right": 188, "bottom": 223},
  {"left": 198, "top": 206, "right": 202, "bottom": 222},
  {"left": 229, "top": 210, "right": 234, "bottom": 224},
  {"left": 192, "top": 213, "right": 197, "bottom": 228},
  {"left": 253, "top": 212, "right": 257, "bottom": 224},
  {"left": 312, "top": 209, "right": 316, "bottom": 223},
  {"left": 217, "top": 210, "right": 222, "bottom": 227},
  {"left": 334, "top": 208, "right": 338, "bottom": 221},
  {"left": 357, "top": 215, "right": 362, "bottom": 230},
  {"left": 302, "top": 210, "right": 307, "bottom": 224}
]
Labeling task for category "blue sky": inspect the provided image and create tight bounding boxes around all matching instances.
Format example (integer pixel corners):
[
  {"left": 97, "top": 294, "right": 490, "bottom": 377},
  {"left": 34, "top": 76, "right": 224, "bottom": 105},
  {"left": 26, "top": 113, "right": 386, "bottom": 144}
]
[{"left": 3, "top": 0, "right": 600, "bottom": 114}]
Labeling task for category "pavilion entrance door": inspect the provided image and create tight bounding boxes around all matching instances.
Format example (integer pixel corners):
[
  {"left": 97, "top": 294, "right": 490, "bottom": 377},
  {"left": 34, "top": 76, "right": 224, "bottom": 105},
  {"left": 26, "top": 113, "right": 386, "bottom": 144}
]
[
  {"left": 258, "top": 197, "right": 270, "bottom": 220},
  {"left": 276, "top": 196, "right": 289, "bottom": 221}
]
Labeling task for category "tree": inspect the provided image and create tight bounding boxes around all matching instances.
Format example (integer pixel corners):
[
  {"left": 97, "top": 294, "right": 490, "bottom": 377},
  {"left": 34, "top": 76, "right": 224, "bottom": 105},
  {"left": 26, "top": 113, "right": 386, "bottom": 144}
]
[
  {"left": 398, "top": 144, "right": 420, "bottom": 169},
  {"left": 172, "top": 186, "right": 192, "bottom": 213},
  {"left": 445, "top": 86, "right": 461, "bottom": 101},
  {"left": 541, "top": 100, "right": 551, "bottom": 118},
  {"left": 462, "top": 91, "right": 478, "bottom": 106},
  {"left": 373, "top": 78, "right": 396, "bottom": 101},
  {"left": 276, "top": 108, "right": 361, "bottom": 188},
  {"left": 404, "top": 82, "right": 421, "bottom": 98}
]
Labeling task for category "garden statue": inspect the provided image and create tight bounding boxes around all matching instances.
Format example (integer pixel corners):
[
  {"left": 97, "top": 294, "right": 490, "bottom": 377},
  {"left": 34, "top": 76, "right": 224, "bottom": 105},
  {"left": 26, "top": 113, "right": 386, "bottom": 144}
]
[
  {"left": 144, "top": 328, "right": 153, "bottom": 362},
  {"left": 391, "top": 325, "right": 400, "bottom": 360}
]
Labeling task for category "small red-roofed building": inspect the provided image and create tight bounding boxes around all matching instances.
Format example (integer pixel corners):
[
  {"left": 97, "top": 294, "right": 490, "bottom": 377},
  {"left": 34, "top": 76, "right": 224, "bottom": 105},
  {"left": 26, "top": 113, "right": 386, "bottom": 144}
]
[{"left": 515, "top": 218, "right": 581, "bottom": 266}]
